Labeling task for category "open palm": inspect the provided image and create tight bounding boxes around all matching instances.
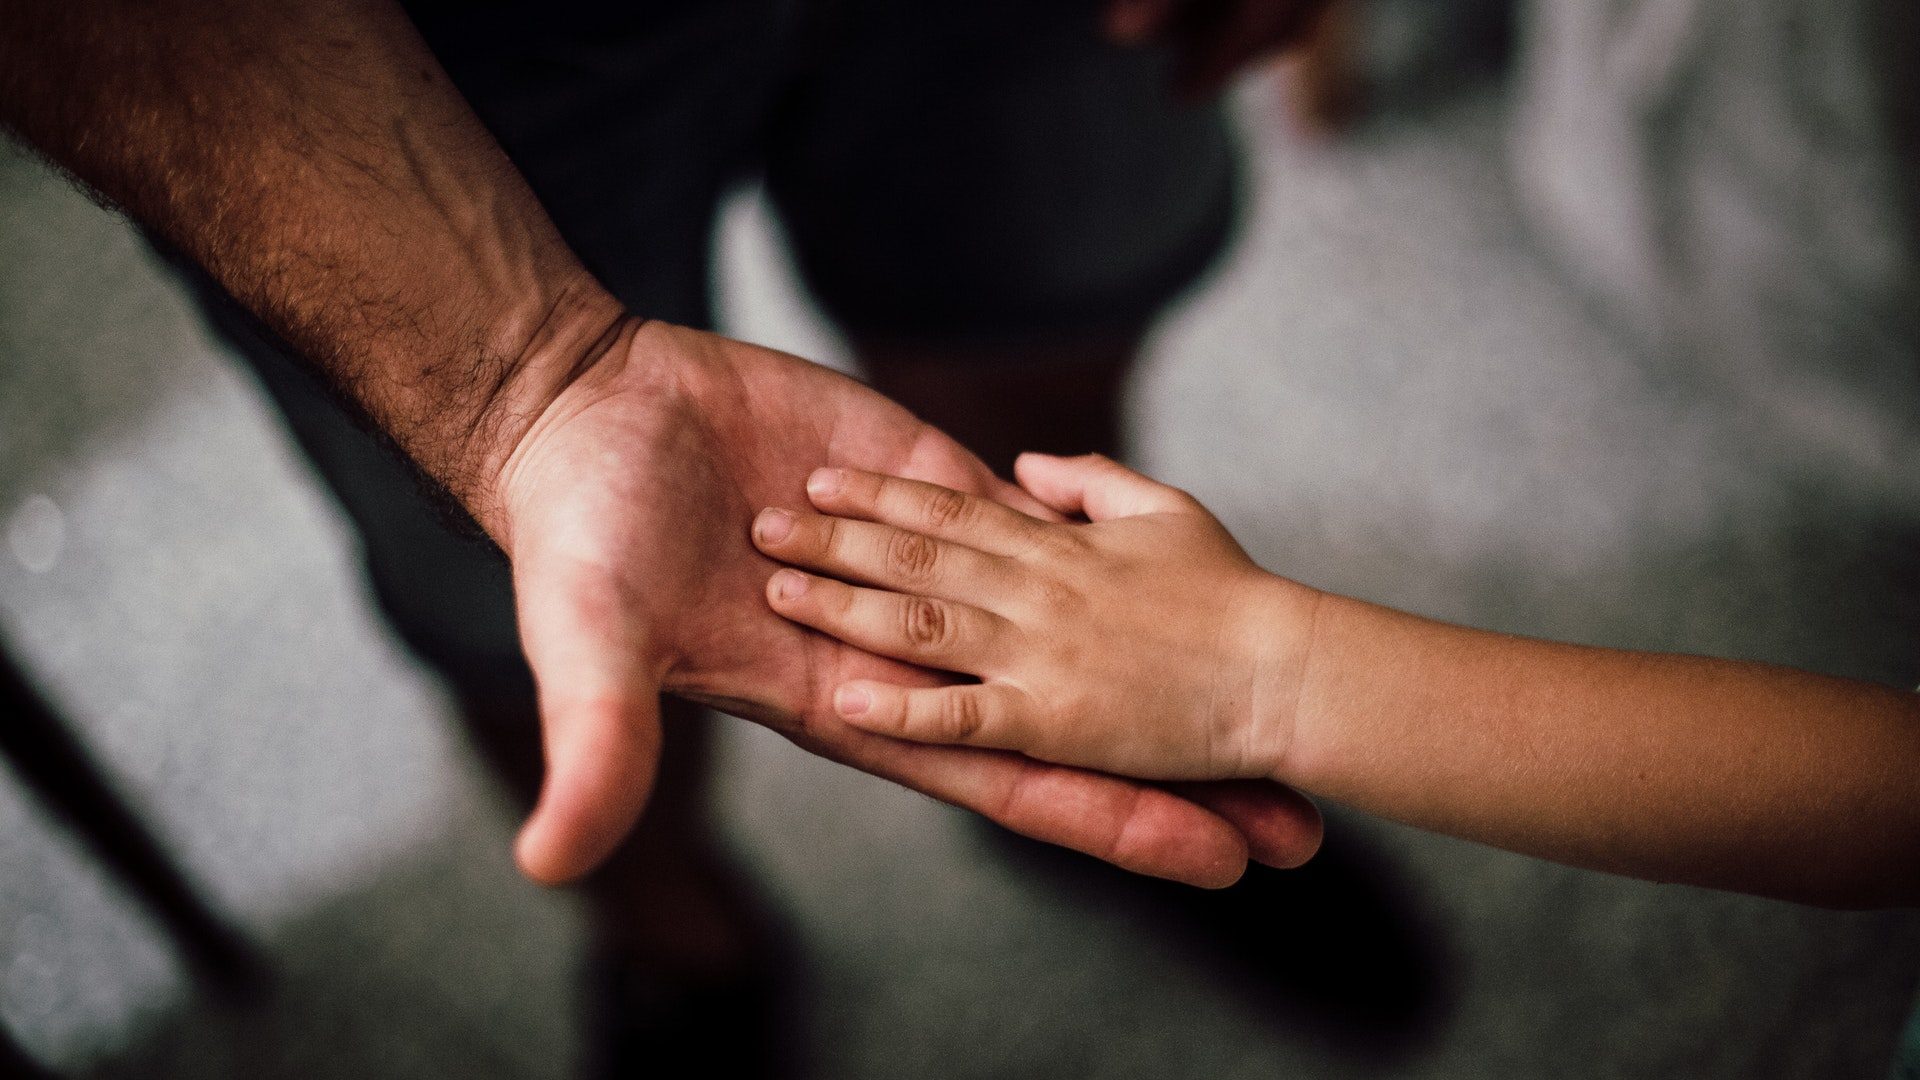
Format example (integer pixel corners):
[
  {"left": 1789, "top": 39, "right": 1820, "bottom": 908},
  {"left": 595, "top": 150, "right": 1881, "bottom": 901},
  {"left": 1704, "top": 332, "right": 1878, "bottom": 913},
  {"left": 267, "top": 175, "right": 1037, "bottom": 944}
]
[{"left": 496, "top": 321, "right": 1321, "bottom": 885}]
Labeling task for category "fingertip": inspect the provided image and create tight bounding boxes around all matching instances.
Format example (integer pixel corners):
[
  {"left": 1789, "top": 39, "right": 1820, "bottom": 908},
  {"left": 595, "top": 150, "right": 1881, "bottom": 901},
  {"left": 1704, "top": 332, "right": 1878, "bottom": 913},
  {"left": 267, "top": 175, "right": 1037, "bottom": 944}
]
[
  {"left": 766, "top": 568, "right": 810, "bottom": 605},
  {"left": 1180, "top": 780, "right": 1325, "bottom": 871},
  {"left": 1248, "top": 791, "right": 1323, "bottom": 870},
  {"left": 514, "top": 785, "right": 615, "bottom": 886},
  {"left": 1109, "top": 786, "right": 1251, "bottom": 888},
  {"left": 752, "top": 506, "right": 795, "bottom": 548},
  {"left": 1255, "top": 804, "right": 1325, "bottom": 870},
  {"left": 833, "top": 682, "right": 873, "bottom": 718},
  {"left": 1012, "top": 453, "right": 1079, "bottom": 517},
  {"left": 834, "top": 681, "right": 908, "bottom": 736},
  {"left": 806, "top": 466, "right": 849, "bottom": 503},
  {"left": 1197, "top": 853, "right": 1251, "bottom": 890},
  {"left": 513, "top": 818, "right": 584, "bottom": 887},
  {"left": 513, "top": 694, "right": 662, "bottom": 889}
]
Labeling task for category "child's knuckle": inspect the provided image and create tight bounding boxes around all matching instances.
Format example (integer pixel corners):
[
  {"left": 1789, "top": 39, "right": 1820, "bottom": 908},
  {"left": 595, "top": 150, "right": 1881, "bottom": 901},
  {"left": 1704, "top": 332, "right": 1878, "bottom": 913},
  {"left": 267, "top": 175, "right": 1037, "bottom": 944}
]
[
  {"left": 901, "top": 596, "right": 953, "bottom": 649},
  {"left": 921, "top": 486, "right": 973, "bottom": 530},
  {"left": 886, "top": 530, "right": 940, "bottom": 581},
  {"left": 816, "top": 515, "right": 844, "bottom": 559},
  {"left": 1031, "top": 525, "right": 1083, "bottom": 561},
  {"left": 943, "top": 692, "right": 985, "bottom": 740},
  {"left": 1029, "top": 575, "right": 1079, "bottom": 613}
]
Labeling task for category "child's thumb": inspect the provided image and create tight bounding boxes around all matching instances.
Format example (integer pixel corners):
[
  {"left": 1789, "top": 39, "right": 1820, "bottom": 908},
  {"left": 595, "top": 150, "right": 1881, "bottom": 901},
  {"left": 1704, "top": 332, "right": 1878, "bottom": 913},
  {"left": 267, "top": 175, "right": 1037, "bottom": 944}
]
[{"left": 1013, "top": 452, "right": 1198, "bottom": 521}]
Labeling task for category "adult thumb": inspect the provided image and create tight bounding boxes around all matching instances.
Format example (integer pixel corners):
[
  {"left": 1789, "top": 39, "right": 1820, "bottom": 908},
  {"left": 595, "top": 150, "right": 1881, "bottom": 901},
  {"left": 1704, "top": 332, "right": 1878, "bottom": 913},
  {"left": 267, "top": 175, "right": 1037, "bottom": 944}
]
[
  {"left": 510, "top": 560, "right": 665, "bottom": 885},
  {"left": 514, "top": 691, "right": 663, "bottom": 885}
]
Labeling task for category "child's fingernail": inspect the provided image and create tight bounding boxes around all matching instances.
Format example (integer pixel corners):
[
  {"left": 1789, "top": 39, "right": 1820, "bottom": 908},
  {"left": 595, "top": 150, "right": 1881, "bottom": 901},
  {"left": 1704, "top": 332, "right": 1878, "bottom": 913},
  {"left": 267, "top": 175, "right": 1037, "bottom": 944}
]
[
  {"left": 835, "top": 685, "right": 871, "bottom": 717},
  {"left": 755, "top": 507, "right": 794, "bottom": 544},
  {"left": 772, "top": 569, "right": 809, "bottom": 600},
  {"left": 807, "top": 467, "right": 847, "bottom": 499}
]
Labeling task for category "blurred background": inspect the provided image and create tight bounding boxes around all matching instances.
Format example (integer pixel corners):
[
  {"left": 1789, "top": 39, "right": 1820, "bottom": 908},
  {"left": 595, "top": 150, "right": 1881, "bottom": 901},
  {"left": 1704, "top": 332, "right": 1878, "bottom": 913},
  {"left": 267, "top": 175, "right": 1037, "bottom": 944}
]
[{"left": 3, "top": 0, "right": 1919, "bottom": 1076}]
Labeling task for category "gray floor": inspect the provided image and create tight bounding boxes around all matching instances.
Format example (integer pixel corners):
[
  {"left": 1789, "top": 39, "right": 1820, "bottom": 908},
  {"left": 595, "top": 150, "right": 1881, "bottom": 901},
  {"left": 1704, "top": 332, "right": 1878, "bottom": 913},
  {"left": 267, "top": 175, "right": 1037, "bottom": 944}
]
[{"left": 3, "top": 61, "right": 1918, "bottom": 1080}]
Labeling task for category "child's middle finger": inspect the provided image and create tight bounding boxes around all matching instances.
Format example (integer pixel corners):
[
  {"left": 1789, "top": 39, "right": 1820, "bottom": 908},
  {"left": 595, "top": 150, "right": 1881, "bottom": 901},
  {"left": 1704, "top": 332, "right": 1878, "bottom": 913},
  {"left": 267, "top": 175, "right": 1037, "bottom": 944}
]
[
  {"left": 753, "top": 507, "right": 1018, "bottom": 607},
  {"left": 765, "top": 569, "right": 1011, "bottom": 674}
]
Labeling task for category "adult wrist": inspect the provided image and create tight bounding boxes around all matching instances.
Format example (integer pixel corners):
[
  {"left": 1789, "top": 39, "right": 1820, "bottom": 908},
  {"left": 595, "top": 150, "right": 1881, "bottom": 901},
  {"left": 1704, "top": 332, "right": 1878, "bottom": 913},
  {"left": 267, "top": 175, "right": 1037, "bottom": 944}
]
[{"left": 435, "top": 277, "right": 632, "bottom": 542}]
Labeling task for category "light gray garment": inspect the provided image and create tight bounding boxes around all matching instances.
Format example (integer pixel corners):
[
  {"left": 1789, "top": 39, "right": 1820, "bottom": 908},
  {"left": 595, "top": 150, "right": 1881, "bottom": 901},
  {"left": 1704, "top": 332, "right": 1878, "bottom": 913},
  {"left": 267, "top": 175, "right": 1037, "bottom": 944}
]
[{"left": 1511, "top": 0, "right": 1920, "bottom": 463}]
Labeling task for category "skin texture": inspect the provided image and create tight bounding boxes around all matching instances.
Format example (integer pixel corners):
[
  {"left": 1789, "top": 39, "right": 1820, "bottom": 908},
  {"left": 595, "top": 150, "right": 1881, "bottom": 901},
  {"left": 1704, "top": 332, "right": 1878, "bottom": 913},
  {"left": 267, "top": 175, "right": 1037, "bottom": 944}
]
[
  {"left": 750, "top": 455, "right": 1317, "bottom": 780},
  {"left": 2, "top": 0, "right": 1324, "bottom": 889},
  {"left": 759, "top": 454, "right": 1920, "bottom": 908},
  {"left": 496, "top": 320, "right": 1325, "bottom": 885}
]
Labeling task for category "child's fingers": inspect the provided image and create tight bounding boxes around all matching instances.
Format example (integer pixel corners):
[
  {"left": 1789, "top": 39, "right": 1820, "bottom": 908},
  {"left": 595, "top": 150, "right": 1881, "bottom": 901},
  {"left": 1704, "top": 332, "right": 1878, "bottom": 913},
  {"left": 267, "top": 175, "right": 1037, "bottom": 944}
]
[
  {"left": 832, "top": 679, "right": 1035, "bottom": 752},
  {"left": 753, "top": 506, "right": 1018, "bottom": 604},
  {"left": 1013, "top": 452, "right": 1200, "bottom": 522},
  {"left": 805, "top": 467, "right": 1049, "bottom": 557},
  {"left": 766, "top": 569, "right": 1009, "bottom": 672}
]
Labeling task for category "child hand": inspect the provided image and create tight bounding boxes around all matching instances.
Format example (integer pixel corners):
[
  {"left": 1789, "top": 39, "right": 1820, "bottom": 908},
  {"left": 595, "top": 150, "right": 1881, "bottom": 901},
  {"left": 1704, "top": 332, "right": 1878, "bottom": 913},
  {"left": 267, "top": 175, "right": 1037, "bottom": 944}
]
[{"left": 750, "top": 452, "right": 1321, "bottom": 781}]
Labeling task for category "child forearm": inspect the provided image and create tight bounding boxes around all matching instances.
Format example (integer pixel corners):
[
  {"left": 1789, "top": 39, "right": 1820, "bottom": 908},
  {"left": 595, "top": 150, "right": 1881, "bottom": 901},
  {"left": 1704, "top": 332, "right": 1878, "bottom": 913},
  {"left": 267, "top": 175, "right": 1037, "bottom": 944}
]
[
  {"left": 1270, "top": 585, "right": 1920, "bottom": 907},
  {"left": 748, "top": 456, "right": 1920, "bottom": 904}
]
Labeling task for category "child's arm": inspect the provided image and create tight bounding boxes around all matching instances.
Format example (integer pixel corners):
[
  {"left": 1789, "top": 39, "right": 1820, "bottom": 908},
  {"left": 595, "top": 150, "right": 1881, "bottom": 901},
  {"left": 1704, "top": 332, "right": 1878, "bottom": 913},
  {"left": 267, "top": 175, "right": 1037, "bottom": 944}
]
[{"left": 752, "top": 453, "right": 1920, "bottom": 907}]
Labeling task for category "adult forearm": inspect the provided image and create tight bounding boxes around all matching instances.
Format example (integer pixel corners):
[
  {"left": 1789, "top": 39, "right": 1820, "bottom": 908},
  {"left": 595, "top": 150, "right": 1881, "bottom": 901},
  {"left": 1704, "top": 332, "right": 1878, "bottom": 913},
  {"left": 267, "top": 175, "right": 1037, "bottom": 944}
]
[
  {"left": 1274, "top": 587, "right": 1920, "bottom": 907},
  {"left": 0, "top": 0, "right": 623, "bottom": 530}
]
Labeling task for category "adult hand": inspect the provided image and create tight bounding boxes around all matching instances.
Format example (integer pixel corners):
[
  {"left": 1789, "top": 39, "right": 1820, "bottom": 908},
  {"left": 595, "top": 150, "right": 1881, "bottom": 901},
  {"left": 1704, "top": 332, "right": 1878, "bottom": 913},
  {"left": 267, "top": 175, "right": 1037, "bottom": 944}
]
[
  {"left": 1105, "top": 0, "right": 1334, "bottom": 98},
  {"left": 487, "top": 319, "right": 1324, "bottom": 886},
  {"left": 0, "top": 0, "right": 1320, "bottom": 889}
]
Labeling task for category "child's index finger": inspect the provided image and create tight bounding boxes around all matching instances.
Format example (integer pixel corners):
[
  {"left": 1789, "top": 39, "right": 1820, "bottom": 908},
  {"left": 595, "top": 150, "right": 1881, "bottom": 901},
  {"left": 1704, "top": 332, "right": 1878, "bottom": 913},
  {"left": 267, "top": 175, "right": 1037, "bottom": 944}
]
[{"left": 805, "top": 467, "right": 1050, "bottom": 557}]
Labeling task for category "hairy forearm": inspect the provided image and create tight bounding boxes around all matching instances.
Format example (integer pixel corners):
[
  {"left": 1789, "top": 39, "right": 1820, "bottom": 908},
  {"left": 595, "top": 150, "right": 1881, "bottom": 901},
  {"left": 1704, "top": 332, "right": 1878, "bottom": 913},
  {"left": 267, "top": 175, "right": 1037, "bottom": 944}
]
[
  {"left": 0, "top": 0, "right": 623, "bottom": 529},
  {"left": 1270, "top": 585, "right": 1920, "bottom": 907}
]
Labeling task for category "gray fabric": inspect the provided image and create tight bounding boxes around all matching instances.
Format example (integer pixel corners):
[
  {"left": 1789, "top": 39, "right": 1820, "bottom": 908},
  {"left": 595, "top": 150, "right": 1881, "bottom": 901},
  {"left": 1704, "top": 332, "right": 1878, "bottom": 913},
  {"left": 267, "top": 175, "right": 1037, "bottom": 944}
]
[{"left": 1511, "top": 0, "right": 1920, "bottom": 418}]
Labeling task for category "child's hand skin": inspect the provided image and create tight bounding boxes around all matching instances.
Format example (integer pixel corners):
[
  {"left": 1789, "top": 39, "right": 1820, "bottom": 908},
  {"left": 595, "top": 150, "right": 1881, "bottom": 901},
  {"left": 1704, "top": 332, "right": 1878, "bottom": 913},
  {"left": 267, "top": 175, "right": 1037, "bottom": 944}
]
[
  {"left": 753, "top": 453, "right": 1920, "bottom": 906},
  {"left": 749, "top": 453, "right": 1323, "bottom": 781}
]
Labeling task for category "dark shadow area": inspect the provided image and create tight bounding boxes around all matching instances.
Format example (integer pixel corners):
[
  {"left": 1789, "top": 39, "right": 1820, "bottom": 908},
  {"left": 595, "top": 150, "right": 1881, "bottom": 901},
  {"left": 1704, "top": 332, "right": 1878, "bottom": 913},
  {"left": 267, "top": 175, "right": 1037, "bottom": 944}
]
[
  {"left": 70, "top": 845, "right": 583, "bottom": 1080},
  {"left": 985, "top": 807, "right": 1455, "bottom": 1066},
  {"left": 578, "top": 919, "right": 812, "bottom": 1080},
  {"left": 0, "top": 1022, "right": 59, "bottom": 1080},
  {"left": 40, "top": 798, "right": 811, "bottom": 1080},
  {"left": 0, "top": 638, "right": 269, "bottom": 1005}
]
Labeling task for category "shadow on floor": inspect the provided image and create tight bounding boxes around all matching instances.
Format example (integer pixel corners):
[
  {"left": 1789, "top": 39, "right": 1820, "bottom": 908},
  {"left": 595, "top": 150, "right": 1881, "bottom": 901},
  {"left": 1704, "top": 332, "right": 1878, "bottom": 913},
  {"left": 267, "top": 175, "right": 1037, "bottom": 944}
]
[
  {"left": 984, "top": 807, "right": 1456, "bottom": 1068},
  {"left": 55, "top": 836, "right": 584, "bottom": 1080}
]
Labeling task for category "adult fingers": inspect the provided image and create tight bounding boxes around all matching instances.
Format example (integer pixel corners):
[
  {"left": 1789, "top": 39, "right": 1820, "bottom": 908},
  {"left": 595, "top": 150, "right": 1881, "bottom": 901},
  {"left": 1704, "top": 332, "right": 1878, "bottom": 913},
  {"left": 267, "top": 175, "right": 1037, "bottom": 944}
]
[
  {"left": 1175, "top": 779, "right": 1325, "bottom": 869},
  {"left": 786, "top": 710, "right": 1252, "bottom": 889},
  {"left": 830, "top": 679, "right": 1035, "bottom": 752}
]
